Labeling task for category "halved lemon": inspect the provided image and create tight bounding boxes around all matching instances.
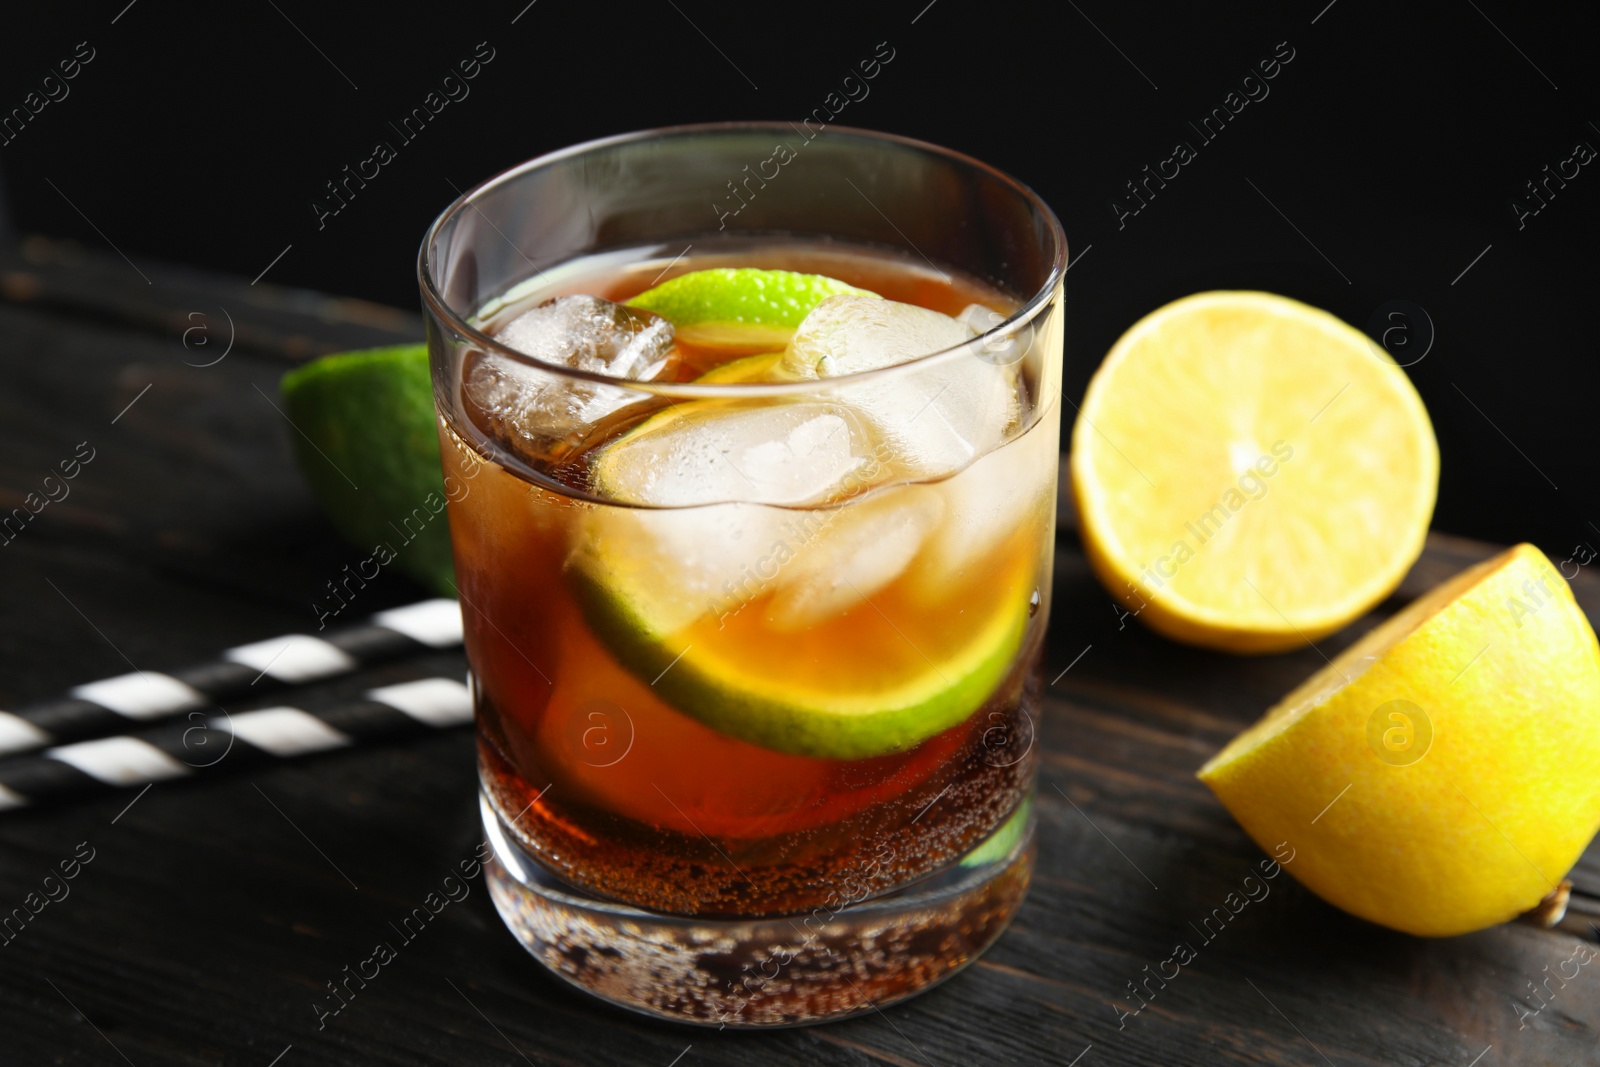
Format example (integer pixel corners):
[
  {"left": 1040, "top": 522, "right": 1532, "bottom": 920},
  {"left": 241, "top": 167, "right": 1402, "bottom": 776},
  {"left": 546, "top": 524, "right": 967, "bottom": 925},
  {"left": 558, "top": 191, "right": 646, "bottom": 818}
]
[
  {"left": 1071, "top": 291, "right": 1439, "bottom": 652},
  {"left": 1199, "top": 544, "right": 1600, "bottom": 936}
]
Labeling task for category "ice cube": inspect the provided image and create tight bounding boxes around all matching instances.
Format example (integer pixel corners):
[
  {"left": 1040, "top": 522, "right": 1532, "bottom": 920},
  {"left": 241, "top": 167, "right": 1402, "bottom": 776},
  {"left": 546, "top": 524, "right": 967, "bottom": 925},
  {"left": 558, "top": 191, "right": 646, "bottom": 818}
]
[
  {"left": 573, "top": 484, "right": 945, "bottom": 638},
  {"left": 765, "top": 486, "right": 944, "bottom": 630},
  {"left": 954, "top": 303, "right": 1002, "bottom": 334},
  {"left": 592, "top": 400, "right": 876, "bottom": 507},
  {"left": 956, "top": 303, "right": 1028, "bottom": 366},
  {"left": 571, "top": 501, "right": 789, "bottom": 637},
  {"left": 918, "top": 406, "right": 1060, "bottom": 589},
  {"left": 785, "top": 294, "right": 974, "bottom": 378},
  {"left": 782, "top": 295, "right": 1019, "bottom": 481},
  {"left": 498, "top": 295, "right": 673, "bottom": 377},
  {"left": 464, "top": 296, "right": 673, "bottom": 453}
]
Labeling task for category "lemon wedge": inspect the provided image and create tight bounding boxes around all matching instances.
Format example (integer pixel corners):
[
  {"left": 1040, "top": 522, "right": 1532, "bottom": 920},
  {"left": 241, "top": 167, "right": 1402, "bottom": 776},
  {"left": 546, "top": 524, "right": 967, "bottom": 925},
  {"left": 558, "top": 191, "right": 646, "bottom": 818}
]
[{"left": 1200, "top": 544, "right": 1600, "bottom": 935}]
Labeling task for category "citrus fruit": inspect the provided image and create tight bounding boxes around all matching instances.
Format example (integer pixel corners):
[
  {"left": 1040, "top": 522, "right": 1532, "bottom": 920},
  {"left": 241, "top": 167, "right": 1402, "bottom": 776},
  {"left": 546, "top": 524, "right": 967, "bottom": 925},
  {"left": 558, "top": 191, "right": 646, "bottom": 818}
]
[
  {"left": 1071, "top": 290, "right": 1439, "bottom": 653},
  {"left": 574, "top": 421, "right": 1032, "bottom": 759},
  {"left": 961, "top": 795, "right": 1033, "bottom": 868},
  {"left": 1199, "top": 543, "right": 1600, "bottom": 936},
  {"left": 626, "top": 268, "right": 876, "bottom": 351},
  {"left": 692, "top": 350, "right": 785, "bottom": 383},
  {"left": 279, "top": 344, "right": 454, "bottom": 595},
  {"left": 567, "top": 502, "right": 1032, "bottom": 761},
  {"left": 574, "top": 282, "right": 1036, "bottom": 760}
]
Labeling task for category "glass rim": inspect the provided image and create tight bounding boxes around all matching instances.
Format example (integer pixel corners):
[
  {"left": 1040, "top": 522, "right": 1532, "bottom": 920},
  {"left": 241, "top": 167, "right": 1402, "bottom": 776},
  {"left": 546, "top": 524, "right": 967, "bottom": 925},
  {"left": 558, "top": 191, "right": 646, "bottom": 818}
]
[{"left": 417, "top": 121, "right": 1067, "bottom": 398}]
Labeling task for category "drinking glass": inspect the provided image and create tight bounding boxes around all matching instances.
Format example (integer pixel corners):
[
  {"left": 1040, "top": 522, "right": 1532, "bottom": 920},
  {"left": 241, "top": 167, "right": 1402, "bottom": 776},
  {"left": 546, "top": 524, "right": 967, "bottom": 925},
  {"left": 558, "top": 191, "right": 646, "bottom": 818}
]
[{"left": 419, "top": 123, "right": 1066, "bottom": 1026}]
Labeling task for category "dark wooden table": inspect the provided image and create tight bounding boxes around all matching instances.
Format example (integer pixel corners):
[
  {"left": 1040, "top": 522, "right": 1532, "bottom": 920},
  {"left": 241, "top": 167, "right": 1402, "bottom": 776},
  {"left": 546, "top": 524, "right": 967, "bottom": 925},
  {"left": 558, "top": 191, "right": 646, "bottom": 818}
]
[{"left": 2, "top": 236, "right": 1595, "bottom": 1066}]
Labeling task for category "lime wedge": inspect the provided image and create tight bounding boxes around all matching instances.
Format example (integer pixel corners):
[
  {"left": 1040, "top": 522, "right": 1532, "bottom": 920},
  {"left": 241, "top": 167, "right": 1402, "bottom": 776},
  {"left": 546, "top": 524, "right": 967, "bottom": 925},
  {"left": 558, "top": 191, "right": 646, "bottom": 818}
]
[
  {"left": 626, "top": 268, "right": 877, "bottom": 351},
  {"left": 279, "top": 344, "right": 455, "bottom": 595}
]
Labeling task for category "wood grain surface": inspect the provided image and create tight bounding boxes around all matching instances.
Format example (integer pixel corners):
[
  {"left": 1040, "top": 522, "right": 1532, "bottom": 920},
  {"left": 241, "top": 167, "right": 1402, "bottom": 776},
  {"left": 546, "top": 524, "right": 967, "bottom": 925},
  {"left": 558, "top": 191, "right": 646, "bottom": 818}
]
[{"left": 0, "top": 238, "right": 1595, "bottom": 1066}]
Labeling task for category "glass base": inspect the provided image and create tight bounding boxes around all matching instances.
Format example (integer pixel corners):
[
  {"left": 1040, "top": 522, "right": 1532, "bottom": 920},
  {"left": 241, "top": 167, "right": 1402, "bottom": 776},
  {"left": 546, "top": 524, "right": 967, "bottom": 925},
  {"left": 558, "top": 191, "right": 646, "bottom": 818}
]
[{"left": 481, "top": 790, "right": 1035, "bottom": 1028}]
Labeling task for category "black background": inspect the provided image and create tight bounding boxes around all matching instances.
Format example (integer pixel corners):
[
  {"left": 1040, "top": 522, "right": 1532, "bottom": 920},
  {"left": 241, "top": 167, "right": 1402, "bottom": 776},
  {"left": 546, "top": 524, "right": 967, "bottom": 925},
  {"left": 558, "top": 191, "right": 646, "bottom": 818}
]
[{"left": 1, "top": 0, "right": 1595, "bottom": 551}]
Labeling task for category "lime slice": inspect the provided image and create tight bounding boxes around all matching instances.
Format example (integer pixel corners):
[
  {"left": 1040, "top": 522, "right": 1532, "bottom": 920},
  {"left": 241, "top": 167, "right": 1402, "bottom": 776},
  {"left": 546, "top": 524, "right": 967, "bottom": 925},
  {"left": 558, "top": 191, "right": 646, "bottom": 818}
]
[
  {"left": 693, "top": 351, "right": 785, "bottom": 384},
  {"left": 573, "top": 450, "right": 1030, "bottom": 758},
  {"left": 961, "top": 796, "right": 1033, "bottom": 868},
  {"left": 575, "top": 300, "right": 1032, "bottom": 757},
  {"left": 568, "top": 527, "right": 1029, "bottom": 759},
  {"left": 626, "top": 268, "right": 877, "bottom": 351},
  {"left": 279, "top": 344, "right": 455, "bottom": 595}
]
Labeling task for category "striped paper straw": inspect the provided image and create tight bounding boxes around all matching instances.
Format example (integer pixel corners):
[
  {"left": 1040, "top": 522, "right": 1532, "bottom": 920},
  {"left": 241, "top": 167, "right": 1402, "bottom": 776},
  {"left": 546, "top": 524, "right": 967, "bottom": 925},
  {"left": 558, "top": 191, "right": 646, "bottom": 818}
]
[
  {"left": 0, "top": 676, "right": 474, "bottom": 810},
  {"left": 0, "top": 599, "right": 463, "bottom": 757}
]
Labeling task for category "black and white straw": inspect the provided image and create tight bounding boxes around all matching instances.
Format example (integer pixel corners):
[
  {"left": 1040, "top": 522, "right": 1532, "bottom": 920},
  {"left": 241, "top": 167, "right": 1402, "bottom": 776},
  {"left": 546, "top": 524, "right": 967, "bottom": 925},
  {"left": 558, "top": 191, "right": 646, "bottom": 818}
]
[
  {"left": 0, "top": 676, "right": 475, "bottom": 810},
  {"left": 0, "top": 599, "right": 463, "bottom": 757}
]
